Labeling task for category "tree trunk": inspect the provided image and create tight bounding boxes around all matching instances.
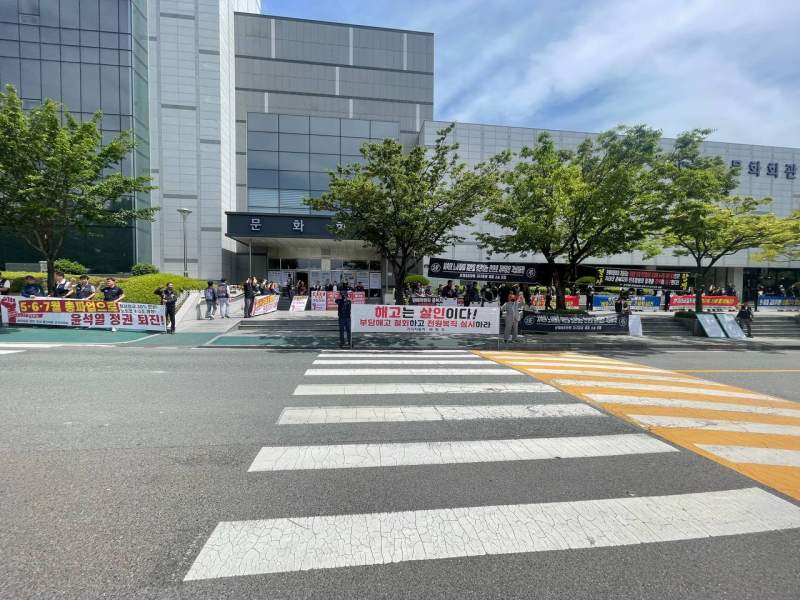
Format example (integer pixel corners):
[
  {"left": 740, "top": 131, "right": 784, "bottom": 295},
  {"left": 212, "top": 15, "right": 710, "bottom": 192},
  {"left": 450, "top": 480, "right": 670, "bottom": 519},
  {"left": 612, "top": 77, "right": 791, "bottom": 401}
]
[
  {"left": 554, "top": 264, "right": 567, "bottom": 310},
  {"left": 393, "top": 267, "right": 407, "bottom": 305},
  {"left": 46, "top": 257, "right": 56, "bottom": 295}
]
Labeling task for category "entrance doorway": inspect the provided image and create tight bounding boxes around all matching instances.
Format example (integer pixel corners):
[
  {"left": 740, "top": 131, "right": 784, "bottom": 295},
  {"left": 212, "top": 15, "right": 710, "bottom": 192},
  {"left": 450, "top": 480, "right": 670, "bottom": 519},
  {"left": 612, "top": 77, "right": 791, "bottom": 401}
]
[{"left": 296, "top": 271, "right": 309, "bottom": 292}]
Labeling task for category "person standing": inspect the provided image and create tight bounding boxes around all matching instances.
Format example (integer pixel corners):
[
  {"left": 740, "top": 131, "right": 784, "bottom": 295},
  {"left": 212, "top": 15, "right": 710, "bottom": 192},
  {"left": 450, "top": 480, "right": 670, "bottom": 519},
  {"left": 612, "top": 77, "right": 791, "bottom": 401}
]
[
  {"left": 50, "top": 271, "right": 72, "bottom": 298},
  {"left": 498, "top": 282, "right": 510, "bottom": 306},
  {"left": 203, "top": 281, "right": 217, "bottom": 319},
  {"left": 20, "top": 276, "right": 45, "bottom": 298},
  {"left": 243, "top": 277, "right": 256, "bottom": 318},
  {"left": 159, "top": 282, "right": 178, "bottom": 333},
  {"left": 0, "top": 272, "right": 11, "bottom": 295},
  {"left": 502, "top": 292, "right": 524, "bottom": 343},
  {"left": 544, "top": 285, "right": 554, "bottom": 311},
  {"left": 736, "top": 302, "right": 754, "bottom": 337},
  {"left": 99, "top": 277, "right": 125, "bottom": 302},
  {"left": 336, "top": 288, "right": 353, "bottom": 348},
  {"left": 73, "top": 275, "right": 96, "bottom": 299},
  {"left": 585, "top": 284, "right": 594, "bottom": 311},
  {"left": 216, "top": 279, "right": 230, "bottom": 318},
  {"left": 663, "top": 289, "right": 671, "bottom": 312}
]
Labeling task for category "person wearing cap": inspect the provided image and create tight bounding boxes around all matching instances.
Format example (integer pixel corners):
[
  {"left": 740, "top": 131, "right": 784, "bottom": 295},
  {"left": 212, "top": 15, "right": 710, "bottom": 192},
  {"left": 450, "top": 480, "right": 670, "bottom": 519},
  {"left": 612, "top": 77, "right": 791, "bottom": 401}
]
[
  {"left": 216, "top": 279, "right": 231, "bottom": 318},
  {"left": 335, "top": 288, "right": 353, "bottom": 348}
]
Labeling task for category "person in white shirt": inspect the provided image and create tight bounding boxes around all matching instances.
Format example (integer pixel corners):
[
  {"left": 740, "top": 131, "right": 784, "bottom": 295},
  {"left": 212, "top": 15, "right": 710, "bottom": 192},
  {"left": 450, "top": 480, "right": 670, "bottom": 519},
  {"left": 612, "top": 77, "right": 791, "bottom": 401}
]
[{"left": 502, "top": 292, "right": 525, "bottom": 342}]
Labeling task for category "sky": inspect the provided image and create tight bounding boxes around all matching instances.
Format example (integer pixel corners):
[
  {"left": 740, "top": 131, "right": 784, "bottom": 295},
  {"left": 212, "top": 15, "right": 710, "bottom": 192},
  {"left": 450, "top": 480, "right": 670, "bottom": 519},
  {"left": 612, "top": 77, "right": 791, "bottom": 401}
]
[{"left": 262, "top": 0, "right": 799, "bottom": 148}]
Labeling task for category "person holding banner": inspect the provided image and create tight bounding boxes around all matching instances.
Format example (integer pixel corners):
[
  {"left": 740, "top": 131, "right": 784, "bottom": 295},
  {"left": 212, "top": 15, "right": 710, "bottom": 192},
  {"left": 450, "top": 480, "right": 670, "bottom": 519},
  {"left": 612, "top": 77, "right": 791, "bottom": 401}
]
[
  {"left": 336, "top": 289, "right": 353, "bottom": 348},
  {"left": 51, "top": 271, "right": 73, "bottom": 298},
  {"left": 20, "top": 276, "right": 45, "bottom": 298},
  {"left": 99, "top": 277, "right": 125, "bottom": 302}
]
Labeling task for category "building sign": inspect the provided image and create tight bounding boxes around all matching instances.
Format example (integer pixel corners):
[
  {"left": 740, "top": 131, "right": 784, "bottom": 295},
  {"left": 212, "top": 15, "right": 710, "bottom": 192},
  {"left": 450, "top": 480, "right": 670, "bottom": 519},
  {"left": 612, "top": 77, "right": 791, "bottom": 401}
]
[
  {"left": 427, "top": 257, "right": 538, "bottom": 282},
  {"left": 520, "top": 312, "right": 629, "bottom": 334},
  {"left": 0, "top": 297, "right": 165, "bottom": 332},
  {"left": 351, "top": 304, "right": 499, "bottom": 334},
  {"left": 251, "top": 294, "right": 279, "bottom": 316},
  {"left": 227, "top": 213, "right": 342, "bottom": 239},
  {"left": 730, "top": 160, "right": 796, "bottom": 179},
  {"left": 595, "top": 267, "right": 689, "bottom": 291},
  {"left": 292, "top": 219, "right": 304, "bottom": 233},
  {"left": 667, "top": 295, "right": 738, "bottom": 311}
]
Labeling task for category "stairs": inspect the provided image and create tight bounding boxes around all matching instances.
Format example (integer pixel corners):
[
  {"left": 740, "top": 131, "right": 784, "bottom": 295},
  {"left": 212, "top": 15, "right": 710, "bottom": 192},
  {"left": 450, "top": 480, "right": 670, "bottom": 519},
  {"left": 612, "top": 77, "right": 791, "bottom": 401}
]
[
  {"left": 749, "top": 314, "right": 800, "bottom": 337},
  {"left": 640, "top": 315, "right": 693, "bottom": 337}
]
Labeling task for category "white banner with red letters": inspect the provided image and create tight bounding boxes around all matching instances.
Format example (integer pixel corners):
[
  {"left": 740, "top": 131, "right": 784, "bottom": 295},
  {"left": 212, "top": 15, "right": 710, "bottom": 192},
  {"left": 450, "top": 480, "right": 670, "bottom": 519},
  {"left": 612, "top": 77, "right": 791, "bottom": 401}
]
[
  {"left": 352, "top": 304, "right": 499, "bottom": 334},
  {"left": 326, "top": 290, "right": 366, "bottom": 310},
  {"left": 251, "top": 294, "right": 279, "bottom": 316},
  {"left": 0, "top": 296, "right": 165, "bottom": 332}
]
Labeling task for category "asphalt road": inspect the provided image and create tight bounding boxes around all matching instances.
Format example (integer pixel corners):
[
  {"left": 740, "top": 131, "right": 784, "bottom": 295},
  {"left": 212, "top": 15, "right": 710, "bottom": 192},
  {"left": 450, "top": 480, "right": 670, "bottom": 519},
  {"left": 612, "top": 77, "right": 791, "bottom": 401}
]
[{"left": 1, "top": 345, "right": 799, "bottom": 600}]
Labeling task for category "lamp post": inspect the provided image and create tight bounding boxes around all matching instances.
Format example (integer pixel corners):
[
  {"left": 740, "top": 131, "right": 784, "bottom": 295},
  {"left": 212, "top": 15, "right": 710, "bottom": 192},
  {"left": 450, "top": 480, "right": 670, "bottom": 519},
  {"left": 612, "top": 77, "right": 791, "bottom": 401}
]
[{"left": 177, "top": 208, "right": 192, "bottom": 278}]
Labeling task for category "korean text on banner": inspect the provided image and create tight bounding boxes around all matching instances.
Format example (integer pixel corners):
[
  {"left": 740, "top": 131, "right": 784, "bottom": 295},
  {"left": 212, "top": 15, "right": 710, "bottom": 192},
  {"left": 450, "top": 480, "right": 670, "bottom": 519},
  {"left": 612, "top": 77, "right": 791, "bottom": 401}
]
[
  {"left": 529, "top": 295, "right": 579, "bottom": 309},
  {"left": 310, "top": 291, "right": 327, "bottom": 311},
  {"left": 289, "top": 296, "right": 308, "bottom": 312},
  {"left": 251, "top": 294, "right": 279, "bottom": 316},
  {"left": 326, "top": 291, "right": 366, "bottom": 310},
  {"left": 351, "top": 304, "right": 499, "bottom": 335},
  {"left": 668, "top": 295, "right": 738, "bottom": 311},
  {"left": 0, "top": 296, "right": 166, "bottom": 332}
]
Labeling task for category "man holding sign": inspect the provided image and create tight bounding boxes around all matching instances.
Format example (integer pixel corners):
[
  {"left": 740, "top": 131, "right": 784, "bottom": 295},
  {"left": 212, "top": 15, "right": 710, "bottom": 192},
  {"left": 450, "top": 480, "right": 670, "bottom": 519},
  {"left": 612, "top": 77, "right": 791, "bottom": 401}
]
[{"left": 336, "top": 289, "right": 352, "bottom": 348}]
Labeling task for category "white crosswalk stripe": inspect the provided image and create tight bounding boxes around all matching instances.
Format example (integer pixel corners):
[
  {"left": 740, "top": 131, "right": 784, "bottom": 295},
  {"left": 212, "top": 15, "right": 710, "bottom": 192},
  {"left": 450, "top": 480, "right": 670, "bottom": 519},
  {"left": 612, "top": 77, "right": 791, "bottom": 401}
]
[
  {"left": 629, "top": 414, "right": 800, "bottom": 436},
  {"left": 186, "top": 349, "right": 800, "bottom": 584},
  {"left": 0, "top": 349, "right": 24, "bottom": 355}
]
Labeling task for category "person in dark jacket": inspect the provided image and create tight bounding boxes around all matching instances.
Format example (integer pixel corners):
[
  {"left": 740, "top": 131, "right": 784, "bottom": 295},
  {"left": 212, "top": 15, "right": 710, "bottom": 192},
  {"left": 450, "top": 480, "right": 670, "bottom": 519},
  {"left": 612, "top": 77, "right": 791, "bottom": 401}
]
[
  {"left": 243, "top": 277, "right": 256, "bottom": 318},
  {"left": 736, "top": 302, "right": 754, "bottom": 337},
  {"left": 50, "top": 271, "right": 72, "bottom": 298},
  {"left": 157, "top": 282, "right": 179, "bottom": 333},
  {"left": 20, "top": 276, "right": 45, "bottom": 298},
  {"left": 73, "top": 275, "right": 95, "bottom": 299},
  {"left": 336, "top": 289, "right": 353, "bottom": 348},
  {"left": 585, "top": 285, "right": 594, "bottom": 311},
  {"left": 203, "top": 281, "right": 217, "bottom": 319}
]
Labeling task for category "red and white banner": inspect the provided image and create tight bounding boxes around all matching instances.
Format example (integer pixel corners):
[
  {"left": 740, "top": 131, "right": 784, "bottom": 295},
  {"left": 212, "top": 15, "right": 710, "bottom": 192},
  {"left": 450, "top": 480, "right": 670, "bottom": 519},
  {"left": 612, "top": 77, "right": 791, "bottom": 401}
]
[
  {"left": 251, "top": 294, "right": 279, "bottom": 316},
  {"left": 352, "top": 304, "right": 499, "bottom": 334},
  {"left": 326, "top": 291, "right": 366, "bottom": 310},
  {"left": 0, "top": 296, "right": 165, "bottom": 332},
  {"left": 529, "top": 294, "right": 579, "bottom": 309},
  {"left": 667, "top": 295, "right": 738, "bottom": 312}
]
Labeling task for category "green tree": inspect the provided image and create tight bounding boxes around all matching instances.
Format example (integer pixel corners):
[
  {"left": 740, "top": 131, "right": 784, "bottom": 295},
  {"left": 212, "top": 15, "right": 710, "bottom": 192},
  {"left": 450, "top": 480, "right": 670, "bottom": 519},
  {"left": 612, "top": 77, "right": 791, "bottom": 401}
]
[
  {"left": 0, "top": 85, "right": 156, "bottom": 291},
  {"left": 655, "top": 130, "right": 800, "bottom": 312},
  {"left": 477, "top": 126, "right": 662, "bottom": 309},
  {"left": 307, "top": 124, "right": 504, "bottom": 304}
]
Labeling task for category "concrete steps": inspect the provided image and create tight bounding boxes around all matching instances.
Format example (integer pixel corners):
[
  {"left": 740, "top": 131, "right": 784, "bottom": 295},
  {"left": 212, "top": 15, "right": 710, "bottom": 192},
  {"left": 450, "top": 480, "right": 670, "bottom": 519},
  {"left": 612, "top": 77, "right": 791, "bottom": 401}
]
[
  {"left": 749, "top": 315, "right": 800, "bottom": 337},
  {"left": 639, "top": 316, "right": 693, "bottom": 337}
]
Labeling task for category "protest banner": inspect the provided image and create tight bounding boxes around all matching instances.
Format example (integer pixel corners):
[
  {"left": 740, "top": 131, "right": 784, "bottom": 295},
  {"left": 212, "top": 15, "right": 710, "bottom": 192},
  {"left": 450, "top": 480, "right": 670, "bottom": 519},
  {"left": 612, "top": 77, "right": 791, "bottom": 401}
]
[
  {"left": 251, "top": 294, "right": 279, "bottom": 316},
  {"left": 352, "top": 304, "right": 499, "bottom": 334},
  {"left": 427, "top": 257, "right": 538, "bottom": 283},
  {"left": 289, "top": 296, "right": 308, "bottom": 312},
  {"left": 668, "top": 295, "right": 737, "bottom": 312},
  {"left": 310, "top": 291, "right": 327, "bottom": 311},
  {"left": 595, "top": 267, "right": 689, "bottom": 291},
  {"left": 0, "top": 296, "right": 165, "bottom": 332},
  {"left": 529, "top": 294, "right": 579, "bottom": 309},
  {"left": 520, "top": 312, "right": 629, "bottom": 334},
  {"left": 758, "top": 295, "right": 800, "bottom": 311},
  {"left": 592, "top": 294, "right": 661, "bottom": 312},
  {"left": 326, "top": 291, "right": 366, "bottom": 310}
]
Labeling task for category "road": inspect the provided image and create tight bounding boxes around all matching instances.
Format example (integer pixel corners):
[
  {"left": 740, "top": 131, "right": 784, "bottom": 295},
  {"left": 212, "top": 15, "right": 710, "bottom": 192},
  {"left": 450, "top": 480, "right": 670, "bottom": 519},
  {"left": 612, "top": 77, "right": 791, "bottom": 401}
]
[{"left": 1, "top": 345, "right": 799, "bottom": 599}]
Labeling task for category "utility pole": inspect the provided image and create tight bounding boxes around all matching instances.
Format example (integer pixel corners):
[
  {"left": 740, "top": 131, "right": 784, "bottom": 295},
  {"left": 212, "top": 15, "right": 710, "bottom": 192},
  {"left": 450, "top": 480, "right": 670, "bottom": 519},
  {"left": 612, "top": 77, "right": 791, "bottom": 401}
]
[{"left": 177, "top": 208, "right": 192, "bottom": 278}]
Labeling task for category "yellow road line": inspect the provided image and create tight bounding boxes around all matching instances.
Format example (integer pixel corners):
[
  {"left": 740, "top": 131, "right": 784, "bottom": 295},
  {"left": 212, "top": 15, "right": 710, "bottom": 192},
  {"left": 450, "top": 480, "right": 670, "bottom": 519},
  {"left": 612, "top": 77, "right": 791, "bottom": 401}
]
[{"left": 475, "top": 350, "right": 800, "bottom": 500}]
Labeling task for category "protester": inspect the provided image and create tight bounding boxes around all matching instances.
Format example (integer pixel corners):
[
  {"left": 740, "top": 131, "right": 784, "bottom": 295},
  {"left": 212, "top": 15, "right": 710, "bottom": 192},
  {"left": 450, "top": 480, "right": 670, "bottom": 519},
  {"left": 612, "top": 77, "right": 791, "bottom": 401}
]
[
  {"left": 203, "top": 281, "right": 217, "bottom": 319},
  {"left": 73, "top": 275, "right": 96, "bottom": 299},
  {"left": 20, "top": 275, "right": 45, "bottom": 298},
  {"left": 50, "top": 271, "right": 72, "bottom": 298},
  {"left": 355, "top": 282, "right": 365, "bottom": 293},
  {"left": 663, "top": 289, "right": 671, "bottom": 311},
  {"left": 614, "top": 296, "right": 623, "bottom": 315},
  {"left": 544, "top": 285, "right": 554, "bottom": 310},
  {"left": 481, "top": 284, "right": 494, "bottom": 306},
  {"left": 157, "top": 282, "right": 178, "bottom": 333},
  {"left": 465, "top": 282, "right": 480, "bottom": 307},
  {"left": 502, "top": 292, "right": 524, "bottom": 343},
  {"left": 215, "top": 279, "right": 230, "bottom": 318},
  {"left": 0, "top": 273, "right": 10, "bottom": 295},
  {"left": 336, "top": 288, "right": 352, "bottom": 348},
  {"left": 585, "top": 284, "right": 594, "bottom": 311},
  {"left": 98, "top": 277, "right": 125, "bottom": 302},
  {"left": 736, "top": 302, "right": 754, "bottom": 337},
  {"left": 243, "top": 276, "right": 256, "bottom": 318},
  {"left": 521, "top": 284, "right": 531, "bottom": 306},
  {"left": 441, "top": 280, "right": 457, "bottom": 299}
]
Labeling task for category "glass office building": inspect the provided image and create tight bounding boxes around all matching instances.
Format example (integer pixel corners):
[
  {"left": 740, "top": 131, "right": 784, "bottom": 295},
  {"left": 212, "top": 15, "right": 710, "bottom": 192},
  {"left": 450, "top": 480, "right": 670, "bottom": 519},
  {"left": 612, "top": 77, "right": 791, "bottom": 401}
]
[{"left": 0, "top": 0, "right": 149, "bottom": 271}]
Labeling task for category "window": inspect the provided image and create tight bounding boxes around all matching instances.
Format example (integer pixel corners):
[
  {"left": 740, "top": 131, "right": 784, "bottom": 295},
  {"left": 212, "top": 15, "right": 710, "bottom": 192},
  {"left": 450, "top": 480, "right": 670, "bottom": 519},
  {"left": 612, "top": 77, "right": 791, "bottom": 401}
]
[
  {"left": 99, "top": 0, "right": 118, "bottom": 31},
  {"left": 248, "top": 112, "right": 278, "bottom": 132},
  {"left": 60, "top": 0, "right": 80, "bottom": 29},
  {"left": 80, "top": 63, "right": 101, "bottom": 112},
  {"left": 248, "top": 188, "right": 279, "bottom": 209},
  {"left": 279, "top": 171, "right": 309, "bottom": 189},
  {"left": 100, "top": 32, "right": 117, "bottom": 48},
  {"left": 310, "top": 172, "right": 330, "bottom": 191},
  {"left": 310, "top": 153, "right": 339, "bottom": 171},
  {"left": 81, "top": 30, "right": 99, "bottom": 46},
  {"left": 81, "top": 46, "right": 100, "bottom": 63},
  {"left": 0, "top": 41, "right": 19, "bottom": 58},
  {"left": 80, "top": 0, "right": 100, "bottom": 30},
  {"left": 341, "top": 137, "right": 368, "bottom": 155},
  {"left": 279, "top": 152, "right": 308, "bottom": 171},
  {"left": 61, "top": 45, "right": 80, "bottom": 61},
  {"left": 341, "top": 119, "right": 369, "bottom": 137},
  {"left": 41, "top": 44, "right": 60, "bottom": 60},
  {"left": 0, "top": 57, "right": 20, "bottom": 88},
  {"left": 247, "top": 131, "right": 278, "bottom": 151},
  {"left": 61, "top": 29, "right": 79, "bottom": 45},
  {"left": 279, "top": 114, "right": 308, "bottom": 134},
  {"left": 310, "top": 117, "right": 339, "bottom": 136},
  {"left": 41, "top": 60, "right": 60, "bottom": 99},
  {"left": 20, "top": 42, "right": 39, "bottom": 58},
  {"left": 20, "top": 59, "right": 40, "bottom": 99},
  {"left": 19, "top": 26, "right": 39, "bottom": 42},
  {"left": 310, "top": 135, "right": 339, "bottom": 154},
  {"left": 370, "top": 121, "right": 399, "bottom": 139},
  {"left": 279, "top": 133, "right": 309, "bottom": 153},
  {"left": 247, "top": 150, "right": 279, "bottom": 170},
  {"left": 61, "top": 62, "right": 80, "bottom": 108},
  {"left": 248, "top": 169, "right": 278, "bottom": 188},
  {"left": 40, "top": 27, "right": 59, "bottom": 43},
  {"left": 100, "top": 65, "right": 119, "bottom": 113}
]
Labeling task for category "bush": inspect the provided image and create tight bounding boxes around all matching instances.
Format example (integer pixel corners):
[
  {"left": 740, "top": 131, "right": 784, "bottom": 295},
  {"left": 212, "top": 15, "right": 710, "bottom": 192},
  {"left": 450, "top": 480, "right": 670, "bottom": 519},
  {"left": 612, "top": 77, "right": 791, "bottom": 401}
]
[
  {"left": 404, "top": 274, "right": 430, "bottom": 287},
  {"left": 574, "top": 276, "right": 597, "bottom": 286},
  {"left": 119, "top": 273, "right": 207, "bottom": 304},
  {"left": 130, "top": 262, "right": 159, "bottom": 276},
  {"left": 54, "top": 258, "right": 88, "bottom": 274}
]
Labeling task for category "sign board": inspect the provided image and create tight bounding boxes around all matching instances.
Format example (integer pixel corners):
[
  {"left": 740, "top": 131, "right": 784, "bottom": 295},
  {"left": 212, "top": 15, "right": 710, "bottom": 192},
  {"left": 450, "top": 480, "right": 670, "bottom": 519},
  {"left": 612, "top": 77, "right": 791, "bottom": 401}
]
[
  {"left": 628, "top": 314, "right": 643, "bottom": 337},
  {"left": 369, "top": 272, "right": 382, "bottom": 290},
  {"left": 251, "top": 294, "right": 279, "bottom": 316},
  {"left": 695, "top": 313, "right": 726, "bottom": 338},
  {"left": 715, "top": 313, "right": 747, "bottom": 339},
  {"left": 0, "top": 296, "right": 165, "bottom": 332},
  {"left": 310, "top": 291, "right": 327, "bottom": 311},
  {"left": 351, "top": 304, "right": 499, "bottom": 335},
  {"left": 519, "top": 312, "right": 629, "bottom": 334},
  {"left": 668, "top": 295, "right": 737, "bottom": 312},
  {"left": 326, "top": 290, "right": 366, "bottom": 310},
  {"left": 758, "top": 295, "right": 800, "bottom": 311},
  {"left": 595, "top": 267, "right": 690, "bottom": 291},
  {"left": 289, "top": 296, "right": 308, "bottom": 312},
  {"left": 529, "top": 295, "right": 580, "bottom": 309},
  {"left": 593, "top": 294, "right": 661, "bottom": 312},
  {"left": 427, "top": 257, "right": 538, "bottom": 283}
]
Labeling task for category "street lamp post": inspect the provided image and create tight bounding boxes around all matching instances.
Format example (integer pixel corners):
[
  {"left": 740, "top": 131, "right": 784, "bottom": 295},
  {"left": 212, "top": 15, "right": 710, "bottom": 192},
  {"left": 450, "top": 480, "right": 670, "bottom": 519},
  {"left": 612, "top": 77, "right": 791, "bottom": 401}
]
[{"left": 177, "top": 208, "right": 192, "bottom": 278}]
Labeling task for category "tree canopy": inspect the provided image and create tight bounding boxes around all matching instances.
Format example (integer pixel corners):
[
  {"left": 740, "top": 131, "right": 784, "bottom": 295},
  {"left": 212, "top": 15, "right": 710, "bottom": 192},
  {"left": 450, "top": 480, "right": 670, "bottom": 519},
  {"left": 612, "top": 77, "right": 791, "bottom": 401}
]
[
  {"left": 477, "top": 126, "right": 663, "bottom": 308},
  {"left": 307, "top": 124, "right": 504, "bottom": 303},
  {"left": 0, "top": 85, "right": 156, "bottom": 290}
]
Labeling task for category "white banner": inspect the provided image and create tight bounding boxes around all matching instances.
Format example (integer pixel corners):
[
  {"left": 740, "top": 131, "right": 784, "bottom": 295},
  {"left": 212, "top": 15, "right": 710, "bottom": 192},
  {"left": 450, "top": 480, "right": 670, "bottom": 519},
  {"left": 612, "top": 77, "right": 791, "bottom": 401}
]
[
  {"left": 251, "top": 294, "right": 279, "bottom": 316},
  {"left": 310, "top": 291, "right": 327, "bottom": 311},
  {"left": 0, "top": 296, "right": 165, "bottom": 332},
  {"left": 289, "top": 295, "right": 308, "bottom": 312},
  {"left": 351, "top": 304, "right": 499, "bottom": 335}
]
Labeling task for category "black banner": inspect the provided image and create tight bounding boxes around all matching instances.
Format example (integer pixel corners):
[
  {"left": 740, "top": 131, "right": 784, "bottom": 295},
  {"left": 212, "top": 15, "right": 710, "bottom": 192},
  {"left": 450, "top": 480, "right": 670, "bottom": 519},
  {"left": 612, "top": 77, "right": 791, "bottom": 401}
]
[
  {"left": 595, "top": 267, "right": 689, "bottom": 291},
  {"left": 427, "top": 258, "right": 538, "bottom": 283},
  {"left": 519, "top": 313, "right": 629, "bottom": 333}
]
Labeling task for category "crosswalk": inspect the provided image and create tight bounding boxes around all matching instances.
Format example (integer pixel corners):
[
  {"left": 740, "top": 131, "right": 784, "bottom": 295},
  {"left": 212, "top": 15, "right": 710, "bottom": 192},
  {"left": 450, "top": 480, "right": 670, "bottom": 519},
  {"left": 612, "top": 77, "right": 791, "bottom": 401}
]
[
  {"left": 481, "top": 350, "right": 800, "bottom": 500},
  {"left": 184, "top": 349, "right": 800, "bottom": 584}
]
